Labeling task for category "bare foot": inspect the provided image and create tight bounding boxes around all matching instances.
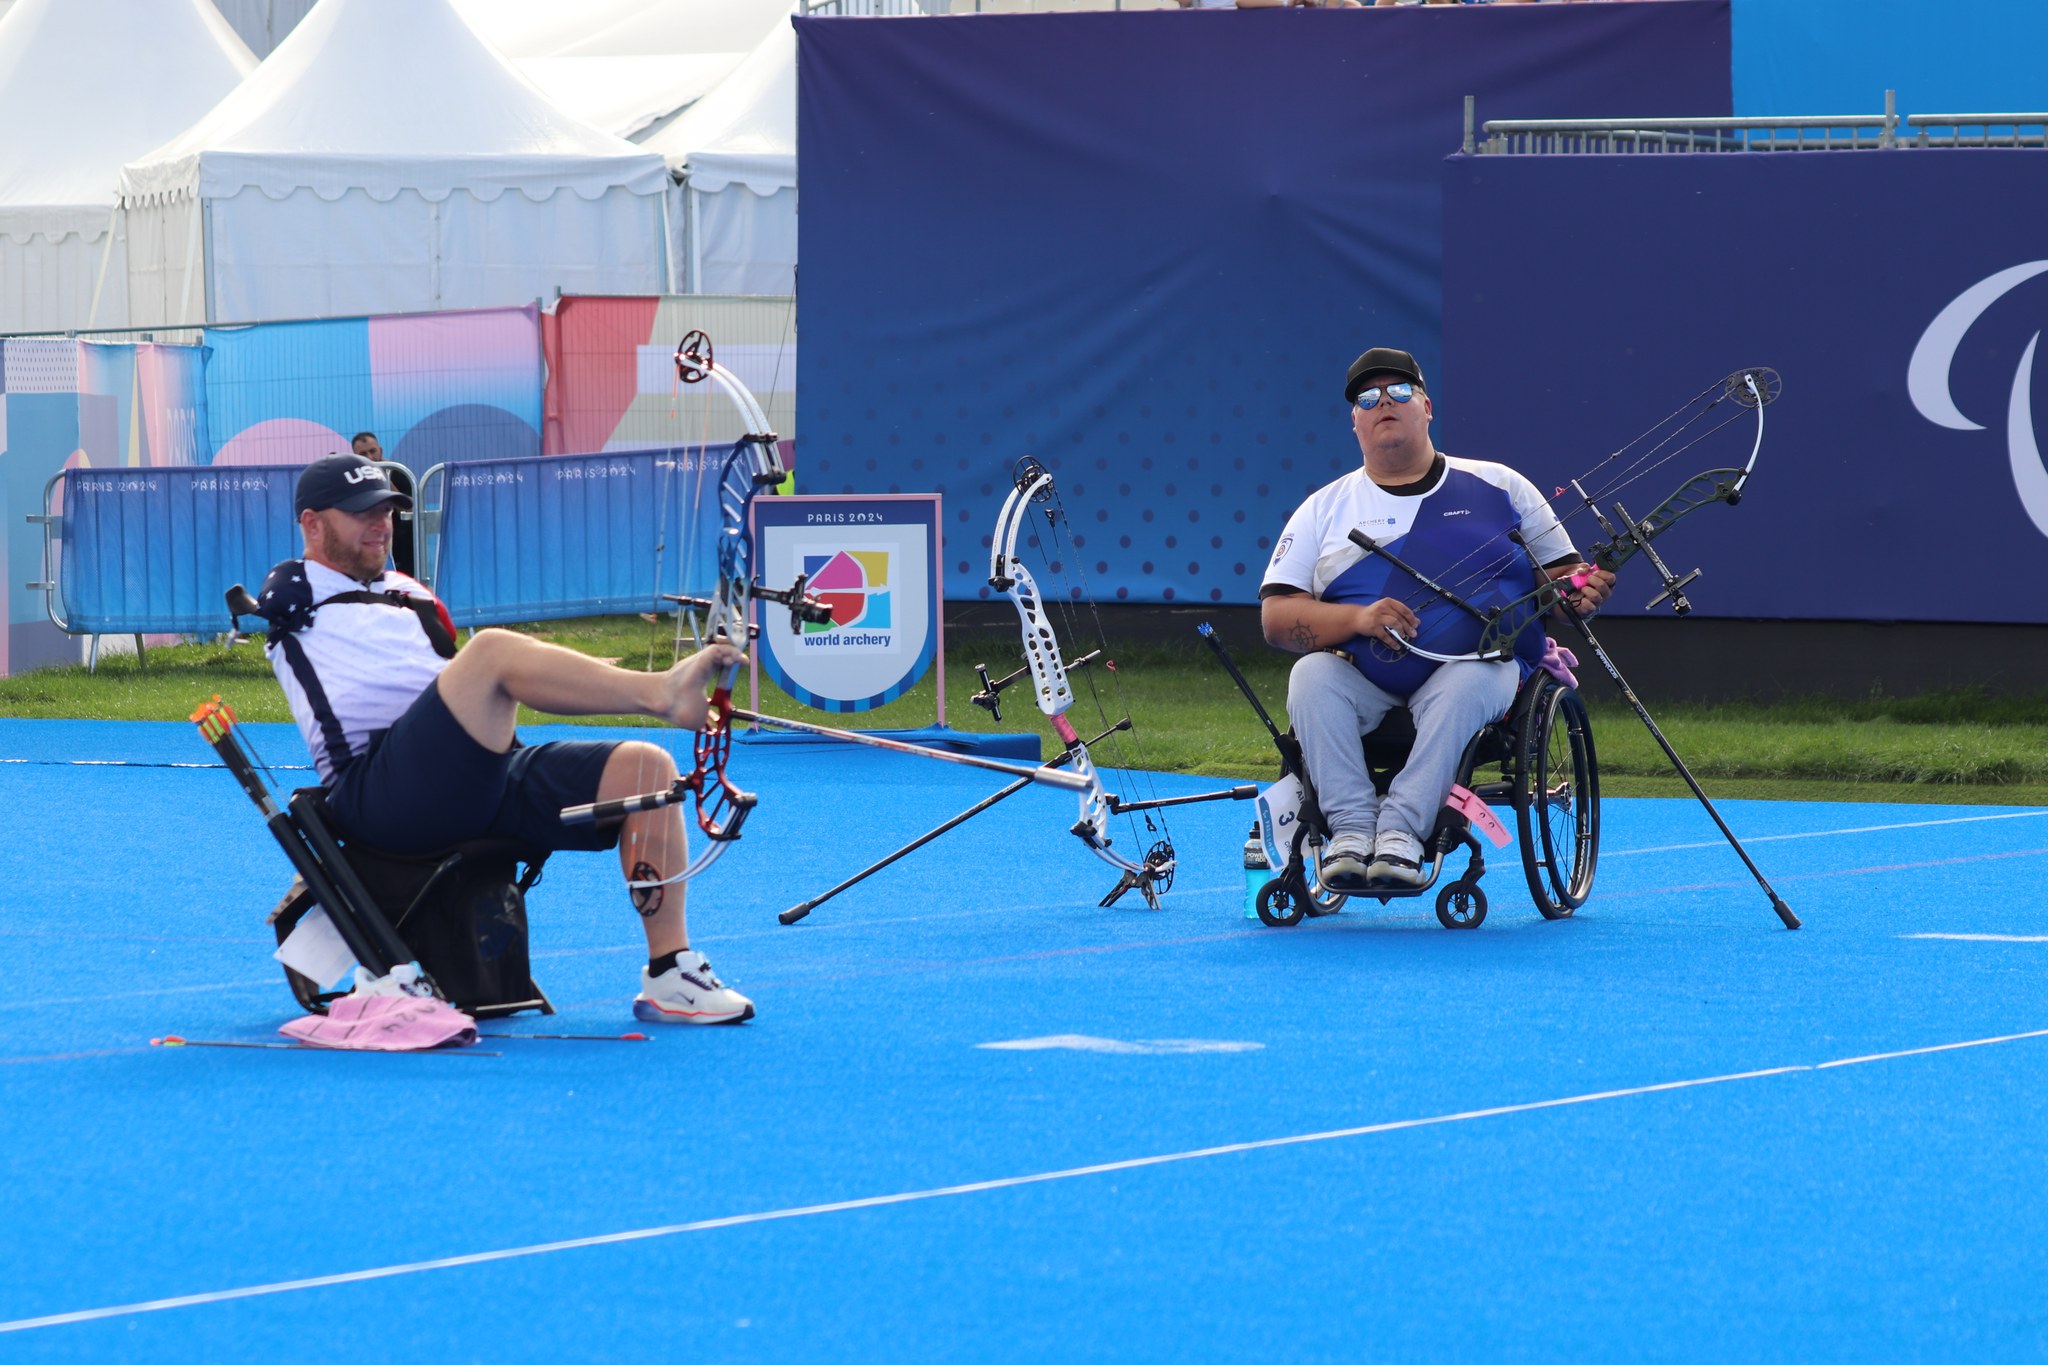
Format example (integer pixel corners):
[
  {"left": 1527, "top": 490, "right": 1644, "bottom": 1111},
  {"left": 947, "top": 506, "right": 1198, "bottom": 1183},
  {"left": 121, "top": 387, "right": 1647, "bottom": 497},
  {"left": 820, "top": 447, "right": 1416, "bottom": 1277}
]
[{"left": 659, "top": 642, "right": 745, "bottom": 729}]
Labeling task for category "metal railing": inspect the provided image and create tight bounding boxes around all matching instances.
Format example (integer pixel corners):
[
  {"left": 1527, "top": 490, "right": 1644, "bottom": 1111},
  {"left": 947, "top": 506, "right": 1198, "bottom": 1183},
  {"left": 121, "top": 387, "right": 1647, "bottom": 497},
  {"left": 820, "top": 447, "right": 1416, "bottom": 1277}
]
[
  {"left": 1905, "top": 112, "right": 2048, "bottom": 147},
  {"left": 1469, "top": 91, "right": 2048, "bottom": 156},
  {"left": 1469, "top": 91, "right": 1905, "bottom": 155}
]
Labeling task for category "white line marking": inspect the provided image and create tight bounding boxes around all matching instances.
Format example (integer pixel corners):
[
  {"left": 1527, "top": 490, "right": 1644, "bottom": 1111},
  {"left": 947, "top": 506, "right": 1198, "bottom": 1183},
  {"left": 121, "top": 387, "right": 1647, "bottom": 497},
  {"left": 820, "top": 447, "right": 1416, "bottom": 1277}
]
[
  {"left": 1609, "top": 808, "right": 2048, "bottom": 858},
  {"left": 978, "top": 1035, "right": 1264, "bottom": 1055},
  {"left": 1814, "top": 1027, "right": 2048, "bottom": 1069},
  {"left": 1902, "top": 933, "right": 2048, "bottom": 943},
  {"left": 7, "top": 1025, "right": 2045, "bottom": 1336}
]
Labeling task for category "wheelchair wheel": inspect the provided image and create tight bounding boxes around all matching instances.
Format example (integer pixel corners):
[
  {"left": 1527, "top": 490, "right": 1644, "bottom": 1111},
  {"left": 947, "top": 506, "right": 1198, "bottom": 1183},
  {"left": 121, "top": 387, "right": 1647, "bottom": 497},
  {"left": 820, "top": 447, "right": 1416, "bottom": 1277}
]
[
  {"left": 1436, "top": 880, "right": 1487, "bottom": 930},
  {"left": 1515, "top": 680, "right": 1600, "bottom": 918},
  {"left": 1257, "top": 878, "right": 1306, "bottom": 927}
]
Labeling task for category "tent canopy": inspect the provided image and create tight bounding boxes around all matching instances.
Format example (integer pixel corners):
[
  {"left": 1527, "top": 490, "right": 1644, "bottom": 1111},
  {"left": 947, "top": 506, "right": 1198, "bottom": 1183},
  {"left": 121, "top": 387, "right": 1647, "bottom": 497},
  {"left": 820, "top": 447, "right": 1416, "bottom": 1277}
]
[
  {"left": 0, "top": 0, "right": 253, "bottom": 228},
  {"left": 120, "top": 0, "right": 668, "bottom": 207},
  {"left": 515, "top": 53, "right": 743, "bottom": 140},
  {"left": 117, "top": 0, "right": 673, "bottom": 325},
  {"left": 452, "top": 0, "right": 792, "bottom": 60},
  {"left": 645, "top": 19, "right": 795, "bottom": 192}
]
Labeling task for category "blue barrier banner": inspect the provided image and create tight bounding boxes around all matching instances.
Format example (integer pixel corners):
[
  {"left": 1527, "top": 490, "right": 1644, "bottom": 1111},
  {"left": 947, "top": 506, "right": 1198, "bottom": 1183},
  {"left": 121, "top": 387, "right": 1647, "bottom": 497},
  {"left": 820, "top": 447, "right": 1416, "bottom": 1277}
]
[
  {"left": 1442, "top": 148, "right": 2048, "bottom": 626},
  {"left": 428, "top": 446, "right": 724, "bottom": 628},
  {"left": 796, "top": 4, "right": 1728, "bottom": 605},
  {"left": 56, "top": 465, "right": 300, "bottom": 634},
  {"left": 751, "top": 495, "right": 942, "bottom": 714}
]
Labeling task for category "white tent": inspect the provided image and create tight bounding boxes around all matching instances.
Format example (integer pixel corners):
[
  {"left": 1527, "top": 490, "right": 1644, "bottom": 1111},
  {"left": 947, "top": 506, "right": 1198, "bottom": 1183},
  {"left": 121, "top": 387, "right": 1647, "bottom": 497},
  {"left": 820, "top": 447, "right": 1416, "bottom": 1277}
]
[
  {"left": 118, "top": 0, "right": 674, "bottom": 327},
  {"left": 449, "top": 0, "right": 654, "bottom": 58},
  {"left": 644, "top": 21, "right": 796, "bottom": 296},
  {"left": 0, "top": 0, "right": 253, "bottom": 333},
  {"left": 515, "top": 53, "right": 742, "bottom": 140},
  {"left": 455, "top": 0, "right": 795, "bottom": 146},
  {"left": 547, "top": 0, "right": 794, "bottom": 60}
]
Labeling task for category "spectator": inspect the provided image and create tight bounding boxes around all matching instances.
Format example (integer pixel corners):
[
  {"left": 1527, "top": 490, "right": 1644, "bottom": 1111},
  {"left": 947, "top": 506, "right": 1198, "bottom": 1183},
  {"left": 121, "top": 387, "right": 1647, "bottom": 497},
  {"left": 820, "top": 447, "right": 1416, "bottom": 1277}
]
[{"left": 350, "top": 431, "right": 416, "bottom": 577}]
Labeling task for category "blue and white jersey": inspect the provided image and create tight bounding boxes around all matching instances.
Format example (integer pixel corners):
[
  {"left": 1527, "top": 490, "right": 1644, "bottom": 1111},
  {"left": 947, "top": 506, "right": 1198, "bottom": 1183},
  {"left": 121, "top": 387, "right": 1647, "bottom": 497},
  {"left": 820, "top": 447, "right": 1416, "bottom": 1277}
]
[
  {"left": 1261, "top": 455, "right": 1576, "bottom": 696},
  {"left": 260, "top": 559, "right": 453, "bottom": 783}
]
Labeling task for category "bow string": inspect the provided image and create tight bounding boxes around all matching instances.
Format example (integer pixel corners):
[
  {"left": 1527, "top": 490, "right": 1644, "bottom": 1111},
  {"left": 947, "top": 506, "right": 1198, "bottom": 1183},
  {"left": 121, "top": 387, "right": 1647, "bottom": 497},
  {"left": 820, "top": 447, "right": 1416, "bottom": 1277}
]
[
  {"left": 1357, "top": 366, "right": 1779, "bottom": 667},
  {"left": 985, "top": 458, "right": 1183, "bottom": 908}
]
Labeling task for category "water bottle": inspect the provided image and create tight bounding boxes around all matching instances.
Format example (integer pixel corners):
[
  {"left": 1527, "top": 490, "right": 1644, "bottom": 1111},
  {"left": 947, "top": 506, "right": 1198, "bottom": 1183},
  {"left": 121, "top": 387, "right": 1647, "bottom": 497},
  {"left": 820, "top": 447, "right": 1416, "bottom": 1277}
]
[{"left": 1243, "top": 823, "right": 1271, "bottom": 919}]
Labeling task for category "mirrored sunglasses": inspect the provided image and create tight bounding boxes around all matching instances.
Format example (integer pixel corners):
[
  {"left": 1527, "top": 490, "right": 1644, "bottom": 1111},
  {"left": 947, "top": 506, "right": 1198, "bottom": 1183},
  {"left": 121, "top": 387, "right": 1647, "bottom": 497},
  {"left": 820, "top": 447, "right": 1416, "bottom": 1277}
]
[{"left": 1354, "top": 382, "right": 1418, "bottom": 411}]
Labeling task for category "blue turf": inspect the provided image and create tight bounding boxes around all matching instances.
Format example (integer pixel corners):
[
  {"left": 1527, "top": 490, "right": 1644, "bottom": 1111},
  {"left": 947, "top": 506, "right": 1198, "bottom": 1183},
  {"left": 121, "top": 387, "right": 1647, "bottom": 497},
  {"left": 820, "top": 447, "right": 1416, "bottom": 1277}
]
[{"left": 3, "top": 718, "right": 2047, "bottom": 1359}]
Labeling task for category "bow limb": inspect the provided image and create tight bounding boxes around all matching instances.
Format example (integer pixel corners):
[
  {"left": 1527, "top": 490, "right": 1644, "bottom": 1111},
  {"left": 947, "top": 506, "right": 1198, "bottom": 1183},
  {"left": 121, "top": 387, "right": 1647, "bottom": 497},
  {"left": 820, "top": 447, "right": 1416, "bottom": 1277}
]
[{"left": 988, "top": 471, "right": 1153, "bottom": 879}]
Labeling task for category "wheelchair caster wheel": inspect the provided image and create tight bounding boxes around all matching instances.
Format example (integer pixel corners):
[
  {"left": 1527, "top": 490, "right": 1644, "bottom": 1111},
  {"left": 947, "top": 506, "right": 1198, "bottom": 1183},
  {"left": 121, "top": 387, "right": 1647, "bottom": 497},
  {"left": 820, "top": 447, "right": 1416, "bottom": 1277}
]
[
  {"left": 1257, "top": 879, "right": 1306, "bottom": 927},
  {"left": 1435, "top": 881, "right": 1487, "bottom": 930}
]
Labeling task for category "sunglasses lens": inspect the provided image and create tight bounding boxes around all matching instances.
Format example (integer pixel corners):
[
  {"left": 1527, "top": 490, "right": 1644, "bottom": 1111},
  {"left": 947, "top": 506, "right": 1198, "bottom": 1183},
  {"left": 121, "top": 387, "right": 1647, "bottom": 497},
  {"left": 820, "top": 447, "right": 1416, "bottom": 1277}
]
[{"left": 1355, "top": 382, "right": 1414, "bottom": 411}]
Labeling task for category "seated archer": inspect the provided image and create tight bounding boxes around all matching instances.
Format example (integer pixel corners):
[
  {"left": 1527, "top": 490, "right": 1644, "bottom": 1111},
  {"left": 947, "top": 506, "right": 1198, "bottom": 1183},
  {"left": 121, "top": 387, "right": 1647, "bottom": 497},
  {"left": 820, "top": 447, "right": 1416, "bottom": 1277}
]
[
  {"left": 1259, "top": 347, "right": 1615, "bottom": 892},
  {"left": 252, "top": 454, "right": 753, "bottom": 1024}
]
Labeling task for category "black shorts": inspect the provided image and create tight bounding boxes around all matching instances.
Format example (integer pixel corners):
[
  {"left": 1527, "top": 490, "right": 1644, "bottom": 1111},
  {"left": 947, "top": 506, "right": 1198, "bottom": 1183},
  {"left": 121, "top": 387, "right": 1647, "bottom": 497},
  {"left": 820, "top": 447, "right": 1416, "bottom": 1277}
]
[{"left": 327, "top": 679, "right": 623, "bottom": 856}]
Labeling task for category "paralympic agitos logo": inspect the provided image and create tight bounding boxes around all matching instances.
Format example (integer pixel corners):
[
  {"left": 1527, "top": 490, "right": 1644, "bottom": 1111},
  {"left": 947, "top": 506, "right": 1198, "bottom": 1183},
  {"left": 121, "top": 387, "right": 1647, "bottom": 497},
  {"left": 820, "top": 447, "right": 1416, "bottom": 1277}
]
[{"left": 1908, "top": 261, "right": 2048, "bottom": 541}]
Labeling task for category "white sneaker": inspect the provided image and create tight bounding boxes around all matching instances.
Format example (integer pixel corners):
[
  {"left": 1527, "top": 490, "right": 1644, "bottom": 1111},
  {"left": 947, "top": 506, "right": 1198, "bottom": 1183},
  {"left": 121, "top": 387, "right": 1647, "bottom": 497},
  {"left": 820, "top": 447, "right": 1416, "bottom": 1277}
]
[
  {"left": 1367, "top": 829, "right": 1426, "bottom": 886},
  {"left": 634, "top": 950, "right": 754, "bottom": 1025},
  {"left": 1318, "top": 831, "right": 1375, "bottom": 892}
]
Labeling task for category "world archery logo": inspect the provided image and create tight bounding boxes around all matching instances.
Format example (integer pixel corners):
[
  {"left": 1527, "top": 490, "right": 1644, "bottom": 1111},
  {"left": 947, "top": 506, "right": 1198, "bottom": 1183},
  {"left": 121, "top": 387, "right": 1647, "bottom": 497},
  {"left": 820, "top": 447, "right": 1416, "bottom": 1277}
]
[
  {"left": 801, "top": 549, "right": 892, "bottom": 646},
  {"left": 1909, "top": 261, "right": 2048, "bottom": 541}
]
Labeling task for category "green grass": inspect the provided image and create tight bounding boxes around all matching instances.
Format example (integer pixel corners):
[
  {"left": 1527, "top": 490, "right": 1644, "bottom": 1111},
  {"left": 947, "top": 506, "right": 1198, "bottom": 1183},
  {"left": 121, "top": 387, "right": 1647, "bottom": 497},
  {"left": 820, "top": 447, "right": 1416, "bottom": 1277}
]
[{"left": 3, "top": 616, "right": 2043, "bottom": 808}]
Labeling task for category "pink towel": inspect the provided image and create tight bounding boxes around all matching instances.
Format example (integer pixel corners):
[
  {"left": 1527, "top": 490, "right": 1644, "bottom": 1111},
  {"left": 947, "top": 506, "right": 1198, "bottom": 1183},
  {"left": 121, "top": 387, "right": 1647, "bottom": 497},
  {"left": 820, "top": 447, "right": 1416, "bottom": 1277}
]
[
  {"left": 1538, "top": 637, "right": 1579, "bottom": 689},
  {"left": 280, "top": 995, "right": 477, "bottom": 1051}
]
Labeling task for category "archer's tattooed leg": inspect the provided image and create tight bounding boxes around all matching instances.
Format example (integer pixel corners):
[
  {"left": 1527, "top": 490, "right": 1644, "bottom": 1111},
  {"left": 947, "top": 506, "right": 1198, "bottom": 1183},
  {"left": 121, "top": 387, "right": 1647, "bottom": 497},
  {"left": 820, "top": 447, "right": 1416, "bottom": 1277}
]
[
  {"left": 1288, "top": 622, "right": 1319, "bottom": 653},
  {"left": 630, "top": 862, "right": 665, "bottom": 918}
]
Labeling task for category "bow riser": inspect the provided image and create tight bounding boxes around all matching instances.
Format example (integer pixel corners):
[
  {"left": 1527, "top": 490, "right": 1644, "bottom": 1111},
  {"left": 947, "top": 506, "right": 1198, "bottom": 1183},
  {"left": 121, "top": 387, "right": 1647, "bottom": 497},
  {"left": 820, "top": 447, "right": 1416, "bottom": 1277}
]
[{"left": 988, "top": 467, "right": 1159, "bottom": 880}]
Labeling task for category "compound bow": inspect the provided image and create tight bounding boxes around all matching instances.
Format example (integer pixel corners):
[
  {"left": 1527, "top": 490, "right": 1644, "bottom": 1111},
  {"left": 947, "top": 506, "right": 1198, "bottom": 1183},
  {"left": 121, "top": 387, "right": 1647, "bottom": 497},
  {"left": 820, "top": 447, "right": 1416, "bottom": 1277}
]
[
  {"left": 1351, "top": 367, "right": 1781, "bottom": 667},
  {"left": 563, "top": 335, "right": 1089, "bottom": 883},
  {"left": 987, "top": 457, "right": 1255, "bottom": 908},
  {"left": 1331, "top": 366, "right": 1799, "bottom": 930}
]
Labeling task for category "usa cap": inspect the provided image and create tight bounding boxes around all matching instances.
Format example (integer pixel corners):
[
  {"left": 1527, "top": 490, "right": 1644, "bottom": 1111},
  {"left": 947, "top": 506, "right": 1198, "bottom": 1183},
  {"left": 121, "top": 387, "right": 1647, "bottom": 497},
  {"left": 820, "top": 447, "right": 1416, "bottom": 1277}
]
[{"left": 295, "top": 453, "right": 411, "bottom": 516}]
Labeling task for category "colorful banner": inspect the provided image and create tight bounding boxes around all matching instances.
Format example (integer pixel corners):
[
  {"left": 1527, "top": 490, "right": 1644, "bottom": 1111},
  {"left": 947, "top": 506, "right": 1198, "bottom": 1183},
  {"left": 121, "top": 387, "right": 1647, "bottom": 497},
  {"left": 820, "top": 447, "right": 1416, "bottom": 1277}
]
[
  {"left": 203, "top": 305, "right": 543, "bottom": 469},
  {"left": 1, "top": 339, "right": 213, "bottom": 673},
  {"left": 540, "top": 294, "right": 796, "bottom": 458},
  {"left": 750, "top": 495, "right": 942, "bottom": 714}
]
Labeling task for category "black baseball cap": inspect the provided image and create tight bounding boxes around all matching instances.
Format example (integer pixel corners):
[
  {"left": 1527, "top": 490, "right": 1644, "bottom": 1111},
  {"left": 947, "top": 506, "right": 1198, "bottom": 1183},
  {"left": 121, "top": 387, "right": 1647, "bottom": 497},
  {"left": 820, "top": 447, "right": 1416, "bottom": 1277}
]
[
  {"left": 295, "top": 453, "right": 412, "bottom": 516},
  {"left": 1345, "top": 347, "right": 1427, "bottom": 404}
]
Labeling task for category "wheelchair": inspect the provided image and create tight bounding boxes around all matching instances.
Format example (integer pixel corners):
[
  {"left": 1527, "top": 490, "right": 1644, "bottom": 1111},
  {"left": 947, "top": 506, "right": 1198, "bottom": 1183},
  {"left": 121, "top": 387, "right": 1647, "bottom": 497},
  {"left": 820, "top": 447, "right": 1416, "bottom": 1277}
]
[
  {"left": 267, "top": 788, "right": 556, "bottom": 1019},
  {"left": 1254, "top": 671, "right": 1599, "bottom": 931},
  {"left": 194, "top": 697, "right": 555, "bottom": 1020}
]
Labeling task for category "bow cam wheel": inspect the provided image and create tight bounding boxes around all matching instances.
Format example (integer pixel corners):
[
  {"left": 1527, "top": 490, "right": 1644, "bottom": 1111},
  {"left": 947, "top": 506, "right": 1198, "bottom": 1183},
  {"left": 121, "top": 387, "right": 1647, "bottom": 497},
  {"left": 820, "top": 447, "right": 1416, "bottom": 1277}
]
[
  {"left": 1012, "top": 456, "right": 1054, "bottom": 500},
  {"left": 1142, "top": 840, "right": 1176, "bottom": 897},
  {"left": 674, "top": 330, "right": 714, "bottom": 384},
  {"left": 1435, "top": 881, "right": 1487, "bottom": 930},
  {"left": 1257, "top": 878, "right": 1305, "bottom": 927},
  {"left": 1727, "top": 366, "right": 1781, "bottom": 408}
]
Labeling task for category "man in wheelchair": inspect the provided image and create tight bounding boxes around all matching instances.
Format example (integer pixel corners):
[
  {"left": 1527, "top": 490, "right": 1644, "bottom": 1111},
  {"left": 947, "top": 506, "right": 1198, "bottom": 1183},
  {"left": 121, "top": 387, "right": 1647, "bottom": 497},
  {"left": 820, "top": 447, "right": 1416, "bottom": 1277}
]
[
  {"left": 1259, "top": 347, "right": 1614, "bottom": 894},
  {"left": 250, "top": 454, "right": 755, "bottom": 1024}
]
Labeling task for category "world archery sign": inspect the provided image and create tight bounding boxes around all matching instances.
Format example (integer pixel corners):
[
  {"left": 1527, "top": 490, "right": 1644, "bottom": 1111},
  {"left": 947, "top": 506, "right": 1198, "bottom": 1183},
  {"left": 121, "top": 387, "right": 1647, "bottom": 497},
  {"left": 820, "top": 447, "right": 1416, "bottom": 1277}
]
[{"left": 751, "top": 494, "right": 943, "bottom": 713}]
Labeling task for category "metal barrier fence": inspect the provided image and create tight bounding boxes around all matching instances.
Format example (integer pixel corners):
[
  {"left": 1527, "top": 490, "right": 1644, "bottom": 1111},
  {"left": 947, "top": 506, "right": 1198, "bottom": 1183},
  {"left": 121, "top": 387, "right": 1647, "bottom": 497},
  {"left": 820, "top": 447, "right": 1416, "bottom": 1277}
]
[
  {"left": 33, "top": 462, "right": 321, "bottom": 639},
  {"left": 1470, "top": 91, "right": 2048, "bottom": 156},
  {"left": 417, "top": 445, "right": 726, "bottom": 628}
]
